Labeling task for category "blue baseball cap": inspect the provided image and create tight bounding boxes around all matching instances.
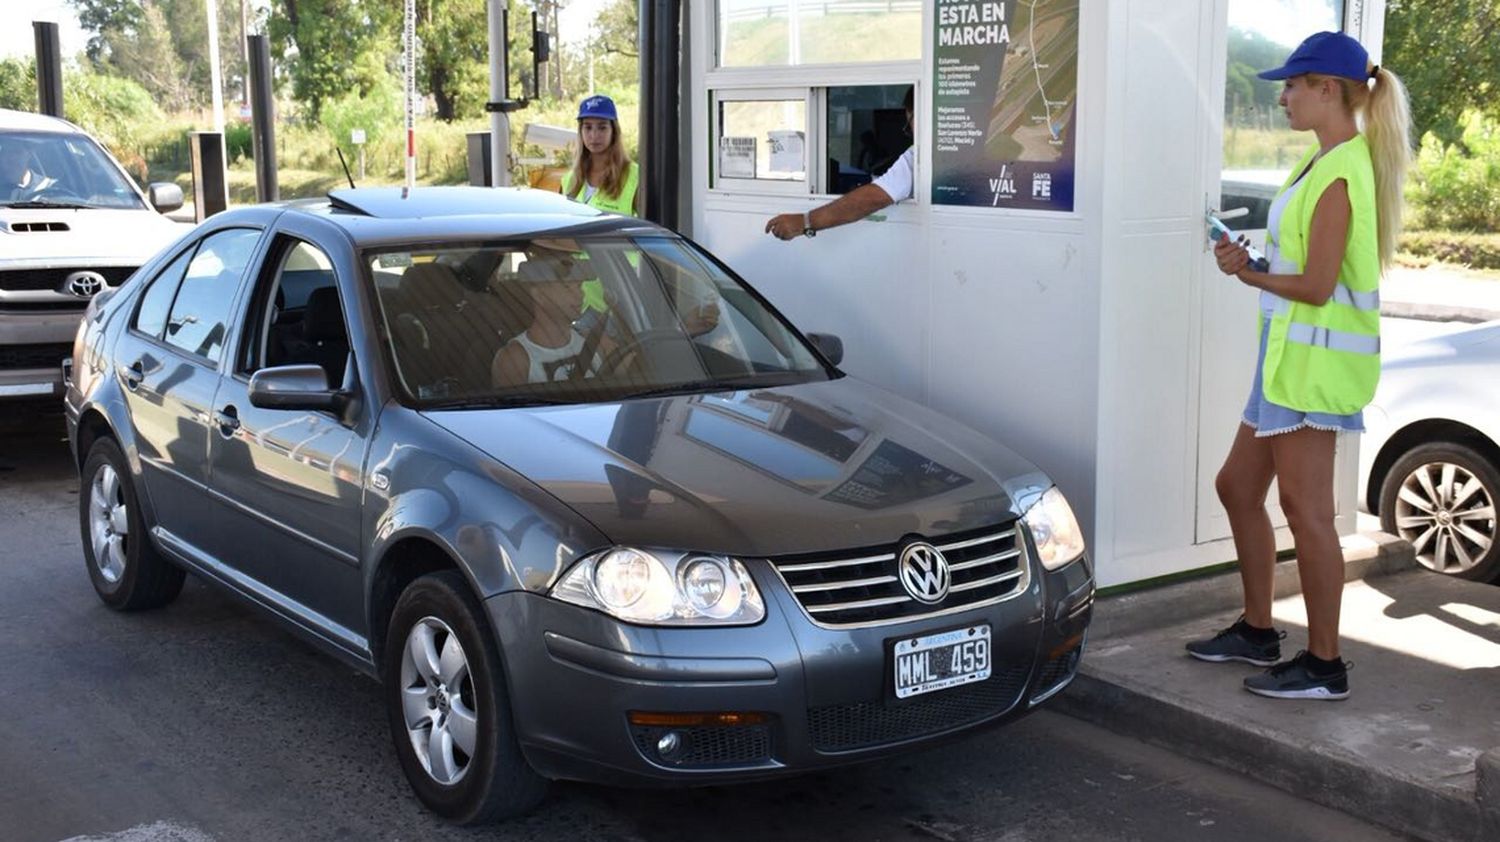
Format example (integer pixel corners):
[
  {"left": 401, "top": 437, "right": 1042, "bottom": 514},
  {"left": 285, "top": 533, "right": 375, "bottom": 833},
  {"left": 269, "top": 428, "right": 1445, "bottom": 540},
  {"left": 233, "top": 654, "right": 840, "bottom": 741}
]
[
  {"left": 577, "top": 95, "right": 618, "bottom": 122},
  {"left": 1257, "top": 31, "right": 1372, "bottom": 82}
]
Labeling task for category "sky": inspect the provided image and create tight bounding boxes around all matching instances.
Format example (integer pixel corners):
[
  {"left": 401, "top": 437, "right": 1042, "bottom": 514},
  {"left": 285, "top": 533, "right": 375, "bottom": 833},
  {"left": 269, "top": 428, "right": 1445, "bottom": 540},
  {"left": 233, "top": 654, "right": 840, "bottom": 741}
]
[
  {"left": 4, "top": 1, "right": 90, "bottom": 61},
  {"left": 1227, "top": 0, "right": 1346, "bottom": 49}
]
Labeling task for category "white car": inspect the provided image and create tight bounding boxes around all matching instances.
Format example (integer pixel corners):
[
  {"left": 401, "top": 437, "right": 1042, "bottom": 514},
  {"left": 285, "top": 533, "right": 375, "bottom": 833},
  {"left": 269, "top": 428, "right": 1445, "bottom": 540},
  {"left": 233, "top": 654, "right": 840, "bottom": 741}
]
[
  {"left": 0, "top": 108, "right": 186, "bottom": 402},
  {"left": 1359, "top": 321, "right": 1500, "bottom": 581}
]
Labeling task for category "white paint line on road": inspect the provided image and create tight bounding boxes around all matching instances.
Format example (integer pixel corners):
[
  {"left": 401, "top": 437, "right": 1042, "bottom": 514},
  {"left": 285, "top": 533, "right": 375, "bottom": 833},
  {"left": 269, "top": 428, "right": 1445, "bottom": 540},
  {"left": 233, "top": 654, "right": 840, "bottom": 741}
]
[{"left": 56, "top": 821, "right": 216, "bottom": 842}]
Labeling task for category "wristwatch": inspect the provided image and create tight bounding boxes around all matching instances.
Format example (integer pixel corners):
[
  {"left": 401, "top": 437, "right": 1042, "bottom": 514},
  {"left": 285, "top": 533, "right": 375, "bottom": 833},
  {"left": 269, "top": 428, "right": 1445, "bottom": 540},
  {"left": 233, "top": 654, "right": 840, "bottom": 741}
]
[{"left": 802, "top": 212, "right": 816, "bottom": 238}]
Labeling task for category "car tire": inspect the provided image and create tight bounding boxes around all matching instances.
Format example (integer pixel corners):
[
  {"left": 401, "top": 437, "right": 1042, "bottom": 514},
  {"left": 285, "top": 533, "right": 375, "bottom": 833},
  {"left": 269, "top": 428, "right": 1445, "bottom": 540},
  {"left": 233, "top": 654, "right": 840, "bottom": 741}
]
[
  {"left": 79, "top": 437, "right": 186, "bottom": 610},
  {"left": 383, "top": 571, "right": 547, "bottom": 824},
  {"left": 1379, "top": 442, "right": 1500, "bottom": 582}
]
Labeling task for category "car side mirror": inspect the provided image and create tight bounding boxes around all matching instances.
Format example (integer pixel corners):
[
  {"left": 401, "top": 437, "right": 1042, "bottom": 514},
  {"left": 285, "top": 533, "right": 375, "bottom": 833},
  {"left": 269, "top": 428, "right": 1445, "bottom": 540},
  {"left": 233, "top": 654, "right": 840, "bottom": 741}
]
[
  {"left": 807, "top": 332, "right": 844, "bottom": 366},
  {"left": 148, "top": 182, "right": 184, "bottom": 214},
  {"left": 248, "top": 364, "right": 350, "bottom": 413}
]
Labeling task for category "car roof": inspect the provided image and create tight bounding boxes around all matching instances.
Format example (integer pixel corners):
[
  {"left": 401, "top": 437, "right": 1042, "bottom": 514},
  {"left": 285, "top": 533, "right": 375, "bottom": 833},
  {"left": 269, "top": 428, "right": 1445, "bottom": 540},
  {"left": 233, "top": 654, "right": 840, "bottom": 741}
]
[
  {"left": 0, "top": 108, "right": 83, "bottom": 134},
  {"left": 246, "top": 186, "right": 666, "bottom": 247}
]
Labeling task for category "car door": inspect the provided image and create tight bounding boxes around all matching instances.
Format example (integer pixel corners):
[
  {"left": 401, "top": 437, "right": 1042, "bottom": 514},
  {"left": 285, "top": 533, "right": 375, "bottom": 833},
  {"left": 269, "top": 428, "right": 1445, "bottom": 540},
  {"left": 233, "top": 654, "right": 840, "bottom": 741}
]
[
  {"left": 206, "top": 230, "right": 370, "bottom": 641},
  {"left": 113, "top": 227, "right": 262, "bottom": 556}
]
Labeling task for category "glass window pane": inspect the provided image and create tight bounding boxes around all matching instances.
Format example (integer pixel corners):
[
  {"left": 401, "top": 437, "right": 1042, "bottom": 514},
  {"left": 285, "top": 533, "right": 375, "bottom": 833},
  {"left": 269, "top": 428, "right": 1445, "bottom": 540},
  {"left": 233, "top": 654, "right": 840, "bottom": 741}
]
[
  {"left": 134, "top": 248, "right": 194, "bottom": 339},
  {"left": 824, "top": 85, "right": 912, "bottom": 194},
  {"left": 717, "top": 99, "right": 807, "bottom": 184},
  {"left": 1221, "top": 0, "right": 1346, "bottom": 230},
  {"left": 164, "top": 229, "right": 260, "bottom": 363},
  {"left": 718, "top": 0, "right": 920, "bottom": 67}
]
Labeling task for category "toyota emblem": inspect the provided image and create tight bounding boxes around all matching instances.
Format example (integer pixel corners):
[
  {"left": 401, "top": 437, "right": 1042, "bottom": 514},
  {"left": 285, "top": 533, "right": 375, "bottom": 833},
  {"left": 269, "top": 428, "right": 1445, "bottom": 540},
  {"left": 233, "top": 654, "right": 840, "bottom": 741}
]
[
  {"left": 64, "top": 271, "right": 107, "bottom": 297},
  {"left": 899, "top": 541, "right": 950, "bottom": 604}
]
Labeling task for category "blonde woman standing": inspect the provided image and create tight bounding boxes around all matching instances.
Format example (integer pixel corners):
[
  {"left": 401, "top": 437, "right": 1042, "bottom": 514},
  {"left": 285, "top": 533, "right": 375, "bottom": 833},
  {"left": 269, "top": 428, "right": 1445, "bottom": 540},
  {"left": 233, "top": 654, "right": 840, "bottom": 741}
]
[{"left": 1187, "top": 31, "right": 1411, "bottom": 701}]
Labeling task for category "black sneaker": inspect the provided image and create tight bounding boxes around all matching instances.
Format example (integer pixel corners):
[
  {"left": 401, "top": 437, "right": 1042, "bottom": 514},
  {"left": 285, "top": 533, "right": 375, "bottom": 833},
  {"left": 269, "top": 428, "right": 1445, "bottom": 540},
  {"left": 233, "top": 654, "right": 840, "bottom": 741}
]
[
  {"left": 1243, "top": 651, "right": 1351, "bottom": 700},
  {"left": 1185, "top": 617, "right": 1284, "bottom": 666}
]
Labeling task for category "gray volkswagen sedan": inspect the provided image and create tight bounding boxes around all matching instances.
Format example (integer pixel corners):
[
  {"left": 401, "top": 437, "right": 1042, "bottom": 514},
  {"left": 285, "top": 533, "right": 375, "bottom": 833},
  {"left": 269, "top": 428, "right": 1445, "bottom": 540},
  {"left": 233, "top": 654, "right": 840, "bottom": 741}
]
[{"left": 64, "top": 187, "right": 1093, "bottom": 823}]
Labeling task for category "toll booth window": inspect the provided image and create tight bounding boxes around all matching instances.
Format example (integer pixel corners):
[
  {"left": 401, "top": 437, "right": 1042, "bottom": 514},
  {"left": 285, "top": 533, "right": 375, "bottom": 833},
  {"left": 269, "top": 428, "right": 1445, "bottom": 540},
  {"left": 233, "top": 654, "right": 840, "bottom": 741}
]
[
  {"left": 823, "top": 85, "right": 911, "bottom": 195},
  {"left": 715, "top": 98, "right": 807, "bottom": 187},
  {"left": 717, "top": 0, "right": 921, "bottom": 66}
]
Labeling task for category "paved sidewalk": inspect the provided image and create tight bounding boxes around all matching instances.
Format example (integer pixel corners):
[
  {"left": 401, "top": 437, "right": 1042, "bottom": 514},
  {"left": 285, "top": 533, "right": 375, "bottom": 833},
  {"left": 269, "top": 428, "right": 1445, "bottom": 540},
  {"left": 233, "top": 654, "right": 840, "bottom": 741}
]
[
  {"left": 1055, "top": 533, "right": 1500, "bottom": 842},
  {"left": 1384, "top": 264, "right": 1500, "bottom": 323}
]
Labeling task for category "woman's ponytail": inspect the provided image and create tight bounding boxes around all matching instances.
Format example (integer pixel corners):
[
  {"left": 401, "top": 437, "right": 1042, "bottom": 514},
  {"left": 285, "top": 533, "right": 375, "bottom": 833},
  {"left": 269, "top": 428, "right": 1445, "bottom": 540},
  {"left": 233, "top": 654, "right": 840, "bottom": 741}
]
[{"left": 1360, "top": 66, "right": 1413, "bottom": 268}]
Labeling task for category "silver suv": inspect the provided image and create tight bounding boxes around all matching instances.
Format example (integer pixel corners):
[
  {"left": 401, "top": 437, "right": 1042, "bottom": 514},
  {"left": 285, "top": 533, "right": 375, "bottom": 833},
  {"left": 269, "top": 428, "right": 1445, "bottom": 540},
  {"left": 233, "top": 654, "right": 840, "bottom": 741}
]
[{"left": 0, "top": 108, "right": 183, "bottom": 401}]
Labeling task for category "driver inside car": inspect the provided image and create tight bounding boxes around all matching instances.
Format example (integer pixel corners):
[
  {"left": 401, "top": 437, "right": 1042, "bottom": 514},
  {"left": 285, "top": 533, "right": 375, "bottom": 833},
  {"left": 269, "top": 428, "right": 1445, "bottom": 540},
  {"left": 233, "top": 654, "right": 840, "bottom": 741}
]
[
  {"left": 490, "top": 252, "right": 618, "bottom": 388},
  {"left": 0, "top": 141, "right": 48, "bottom": 202}
]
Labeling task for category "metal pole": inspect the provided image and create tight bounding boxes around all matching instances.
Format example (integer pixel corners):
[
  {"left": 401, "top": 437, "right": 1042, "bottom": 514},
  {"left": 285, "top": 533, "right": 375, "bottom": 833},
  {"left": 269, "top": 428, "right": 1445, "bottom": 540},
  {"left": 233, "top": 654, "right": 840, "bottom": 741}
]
[
  {"left": 206, "top": 0, "right": 225, "bottom": 133},
  {"left": 403, "top": 0, "right": 416, "bottom": 191},
  {"left": 247, "top": 34, "right": 277, "bottom": 201},
  {"left": 32, "top": 22, "right": 63, "bottom": 119},
  {"left": 487, "top": 0, "right": 511, "bottom": 187},
  {"left": 640, "top": 0, "right": 681, "bottom": 228},
  {"left": 239, "top": 0, "right": 250, "bottom": 105}
]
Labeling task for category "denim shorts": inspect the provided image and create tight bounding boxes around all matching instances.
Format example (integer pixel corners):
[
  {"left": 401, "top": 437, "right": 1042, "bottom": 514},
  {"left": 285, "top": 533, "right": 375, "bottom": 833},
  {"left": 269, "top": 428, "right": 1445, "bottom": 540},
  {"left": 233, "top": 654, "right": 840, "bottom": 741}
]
[{"left": 1242, "top": 319, "right": 1364, "bottom": 437}]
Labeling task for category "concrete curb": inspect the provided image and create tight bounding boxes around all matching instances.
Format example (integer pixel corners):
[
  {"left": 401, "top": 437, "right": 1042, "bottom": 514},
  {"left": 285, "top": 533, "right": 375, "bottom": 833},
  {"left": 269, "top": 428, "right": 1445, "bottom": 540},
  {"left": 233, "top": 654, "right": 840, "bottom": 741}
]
[
  {"left": 1383, "top": 301, "right": 1500, "bottom": 324},
  {"left": 1052, "top": 672, "right": 1486, "bottom": 842},
  {"left": 1060, "top": 532, "right": 1500, "bottom": 841}
]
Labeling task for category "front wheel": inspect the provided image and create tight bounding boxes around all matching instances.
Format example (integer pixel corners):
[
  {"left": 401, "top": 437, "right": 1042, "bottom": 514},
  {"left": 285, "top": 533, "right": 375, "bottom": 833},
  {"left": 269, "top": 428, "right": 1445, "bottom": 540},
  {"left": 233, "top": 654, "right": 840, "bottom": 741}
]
[
  {"left": 383, "top": 571, "right": 547, "bottom": 823},
  {"left": 1379, "top": 442, "right": 1500, "bottom": 582},
  {"left": 79, "top": 437, "right": 185, "bottom": 610}
]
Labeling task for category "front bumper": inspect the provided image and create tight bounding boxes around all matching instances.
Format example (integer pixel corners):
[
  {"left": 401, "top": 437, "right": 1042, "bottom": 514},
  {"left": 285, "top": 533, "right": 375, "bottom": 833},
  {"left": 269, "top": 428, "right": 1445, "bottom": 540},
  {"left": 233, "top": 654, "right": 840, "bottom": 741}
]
[{"left": 487, "top": 554, "right": 1093, "bottom": 786}]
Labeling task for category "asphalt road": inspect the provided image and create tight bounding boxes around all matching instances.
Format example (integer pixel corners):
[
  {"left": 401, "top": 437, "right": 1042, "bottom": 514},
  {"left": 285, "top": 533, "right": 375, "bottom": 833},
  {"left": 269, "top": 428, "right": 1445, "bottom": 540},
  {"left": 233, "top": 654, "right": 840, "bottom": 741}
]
[{"left": 0, "top": 405, "right": 1408, "bottom": 842}]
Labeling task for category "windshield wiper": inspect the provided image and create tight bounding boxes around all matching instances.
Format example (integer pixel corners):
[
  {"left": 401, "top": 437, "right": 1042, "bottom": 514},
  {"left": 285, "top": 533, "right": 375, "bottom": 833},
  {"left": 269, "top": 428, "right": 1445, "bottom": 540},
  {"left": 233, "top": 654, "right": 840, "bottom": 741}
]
[
  {"left": 1, "top": 199, "right": 92, "bottom": 210},
  {"left": 422, "top": 394, "right": 577, "bottom": 410},
  {"left": 614, "top": 374, "right": 801, "bottom": 401}
]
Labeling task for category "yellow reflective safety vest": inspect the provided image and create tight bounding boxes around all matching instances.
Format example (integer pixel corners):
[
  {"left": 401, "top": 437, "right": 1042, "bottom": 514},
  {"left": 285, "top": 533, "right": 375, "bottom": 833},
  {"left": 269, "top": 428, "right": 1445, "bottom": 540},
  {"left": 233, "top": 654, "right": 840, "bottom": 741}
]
[
  {"left": 1261, "top": 135, "right": 1381, "bottom": 415},
  {"left": 561, "top": 163, "right": 640, "bottom": 313},
  {"left": 561, "top": 162, "right": 639, "bottom": 216}
]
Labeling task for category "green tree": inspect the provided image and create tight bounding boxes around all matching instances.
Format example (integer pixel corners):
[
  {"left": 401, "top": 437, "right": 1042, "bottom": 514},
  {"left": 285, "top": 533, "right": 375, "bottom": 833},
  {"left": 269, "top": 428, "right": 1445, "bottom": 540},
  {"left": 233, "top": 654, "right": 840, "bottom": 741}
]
[
  {"left": 418, "top": 0, "right": 490, "bottom": 121},
  {"left": 268, "top": 0, "right": 398, "bottom": 119},
  {"left": 0, "top": 58, "right": 37, "bottom": 112},
  {"left": 1384, "top": 0, "right": 1500, "bottom": 146}
]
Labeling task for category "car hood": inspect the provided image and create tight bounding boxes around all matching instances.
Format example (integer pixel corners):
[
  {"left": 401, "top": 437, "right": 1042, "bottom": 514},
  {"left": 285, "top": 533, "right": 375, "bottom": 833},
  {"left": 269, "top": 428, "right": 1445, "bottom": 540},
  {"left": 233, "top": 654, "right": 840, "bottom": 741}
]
[
  {"left": 422, "top": 378, "right": 1049, "bottom": 557},
  {"left": 0, "top": 207, "right": 184, "bottom": 264}
]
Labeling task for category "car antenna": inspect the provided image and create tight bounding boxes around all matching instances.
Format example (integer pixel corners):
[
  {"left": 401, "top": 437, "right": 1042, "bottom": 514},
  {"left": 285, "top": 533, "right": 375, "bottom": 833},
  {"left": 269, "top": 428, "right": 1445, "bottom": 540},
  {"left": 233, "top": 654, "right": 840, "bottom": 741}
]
[{"left": 335, "top": 147, "right": 357, "bottom": 189}]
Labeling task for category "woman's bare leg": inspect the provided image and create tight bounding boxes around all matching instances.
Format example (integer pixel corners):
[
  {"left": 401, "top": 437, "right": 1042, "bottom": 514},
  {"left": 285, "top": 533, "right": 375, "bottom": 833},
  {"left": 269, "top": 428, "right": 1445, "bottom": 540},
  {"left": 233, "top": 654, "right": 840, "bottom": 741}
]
[
  {"left": 1216, "top": 424, "right": 1279, "bottom": 628},
  {"left": 1271, "top": 427, "right": 1343, "bottom": 660}
]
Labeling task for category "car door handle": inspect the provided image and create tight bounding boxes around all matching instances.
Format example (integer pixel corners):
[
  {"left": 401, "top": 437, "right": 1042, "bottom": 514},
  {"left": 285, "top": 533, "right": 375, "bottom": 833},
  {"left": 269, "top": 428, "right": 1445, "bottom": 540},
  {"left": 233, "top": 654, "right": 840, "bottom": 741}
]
[
  {"left": 118, "top": 361, "right": 144, "bottom": 390},
  {"left": 214, "top": 405, "right": 240, "bottom": 437}
]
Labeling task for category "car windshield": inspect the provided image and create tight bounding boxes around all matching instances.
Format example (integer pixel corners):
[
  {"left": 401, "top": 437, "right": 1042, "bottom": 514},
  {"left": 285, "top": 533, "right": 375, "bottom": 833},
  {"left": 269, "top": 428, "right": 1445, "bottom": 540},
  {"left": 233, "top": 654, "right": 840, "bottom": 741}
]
[
  {"left": 0, "top": 130, "right": 145, "bottom": 210},
  {"left": 368, "top": 234, "right": 832, "bottom": 407}
]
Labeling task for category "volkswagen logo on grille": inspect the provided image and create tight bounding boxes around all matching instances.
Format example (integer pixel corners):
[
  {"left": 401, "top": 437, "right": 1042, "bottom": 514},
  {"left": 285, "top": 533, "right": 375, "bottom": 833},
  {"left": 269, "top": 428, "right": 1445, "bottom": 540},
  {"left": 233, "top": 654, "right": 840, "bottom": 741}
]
[
  {"left": 899, "top": 541, "right": 950, "bottom": 604},
  {"left": 63, "top": 271, "right": 107, "bottom": 297}
]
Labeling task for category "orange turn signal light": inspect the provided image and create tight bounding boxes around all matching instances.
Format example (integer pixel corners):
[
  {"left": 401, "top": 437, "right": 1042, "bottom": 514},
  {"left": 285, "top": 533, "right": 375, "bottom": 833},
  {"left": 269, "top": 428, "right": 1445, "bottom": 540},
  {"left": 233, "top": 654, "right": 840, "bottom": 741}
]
[{"left": 627, "top": 711, "right": 767, "bottom": 727}]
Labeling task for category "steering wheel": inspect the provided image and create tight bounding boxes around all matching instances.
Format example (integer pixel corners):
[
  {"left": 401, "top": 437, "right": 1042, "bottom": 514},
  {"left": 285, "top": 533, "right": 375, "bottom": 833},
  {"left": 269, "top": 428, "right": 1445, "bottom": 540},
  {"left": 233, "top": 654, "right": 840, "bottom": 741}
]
[{"left": 598, "top": 329, "right": 698, "bottom": 376}]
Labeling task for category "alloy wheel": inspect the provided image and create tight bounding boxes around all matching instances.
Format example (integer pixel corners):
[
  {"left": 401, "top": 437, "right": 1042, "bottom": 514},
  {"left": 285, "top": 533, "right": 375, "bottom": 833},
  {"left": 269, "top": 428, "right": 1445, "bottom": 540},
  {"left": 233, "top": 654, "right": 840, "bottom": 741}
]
[
  {"left": 1393, "top": 461, "right": 1497, "bottom": 575},
  {"left": 88, "top": 463, "right": 129, "bottom": 584},
  {"left": 399, "top": 616, "right": 479, "bottom": 786}
]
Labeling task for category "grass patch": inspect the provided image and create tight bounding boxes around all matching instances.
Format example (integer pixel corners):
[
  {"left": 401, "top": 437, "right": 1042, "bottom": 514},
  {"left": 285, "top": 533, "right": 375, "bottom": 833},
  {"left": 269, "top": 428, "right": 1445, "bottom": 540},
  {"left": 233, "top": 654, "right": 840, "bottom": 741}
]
[{"left": 1399, "top": 230, "right": 1500, "bottom": 273}]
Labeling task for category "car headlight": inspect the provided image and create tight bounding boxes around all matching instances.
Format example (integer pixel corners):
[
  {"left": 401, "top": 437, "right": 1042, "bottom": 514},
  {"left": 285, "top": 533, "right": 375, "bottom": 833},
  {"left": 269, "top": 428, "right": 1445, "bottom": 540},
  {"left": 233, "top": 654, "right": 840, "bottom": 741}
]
[
  {"left": 550, "top": 547, "right": 765, "bottom": 625},
  {"left": 1022, "top": 487, "right": 1086, "bottom": 570}
]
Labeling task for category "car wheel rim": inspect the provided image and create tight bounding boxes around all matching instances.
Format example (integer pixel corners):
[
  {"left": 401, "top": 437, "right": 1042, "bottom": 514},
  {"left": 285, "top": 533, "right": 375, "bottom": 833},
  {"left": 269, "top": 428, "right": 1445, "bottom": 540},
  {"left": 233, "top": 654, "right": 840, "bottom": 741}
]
[
  {"left": 1394, "top": 461, "right": 1497, "bottom": 574},
  {"left": 399, "top": 616, "right": 478, "bottom": 786},
  {"left": 88, "top": 463, "right": 129, "bottom": 584}
]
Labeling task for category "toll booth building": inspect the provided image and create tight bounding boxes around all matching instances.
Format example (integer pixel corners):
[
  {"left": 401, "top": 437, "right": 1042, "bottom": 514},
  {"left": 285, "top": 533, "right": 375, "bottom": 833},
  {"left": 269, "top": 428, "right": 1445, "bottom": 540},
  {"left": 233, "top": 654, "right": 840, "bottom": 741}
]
[{"left": 679, "top": 0, "right": 1386, "bottom": 587}]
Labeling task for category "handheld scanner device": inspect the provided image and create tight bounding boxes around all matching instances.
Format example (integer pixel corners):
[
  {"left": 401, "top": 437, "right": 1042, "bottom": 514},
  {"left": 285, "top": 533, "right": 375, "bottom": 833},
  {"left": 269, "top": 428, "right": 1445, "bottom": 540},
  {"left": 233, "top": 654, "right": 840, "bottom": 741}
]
[{"left": 1206, "top": 212, "right": 1270, "bottom": 272}]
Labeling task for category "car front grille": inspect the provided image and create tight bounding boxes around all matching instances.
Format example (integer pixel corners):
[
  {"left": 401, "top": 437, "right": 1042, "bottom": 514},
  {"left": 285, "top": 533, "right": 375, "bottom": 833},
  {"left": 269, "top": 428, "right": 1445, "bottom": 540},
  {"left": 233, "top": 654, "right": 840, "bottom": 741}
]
[
  {"left": 1030, "top": 643, "right": 1082, "bottom": 704},
  {"left": 807, "top": 665, "right": 1030, "bottom": 752},
  {"left": 0, "top": 266, "right": 136, "bottom": 292},
  {"left": 770, "top": 522, "right": 1030, "bottom": 628},
  {"left": 0, "top": 343, "right": 72, "bottom": 371}
]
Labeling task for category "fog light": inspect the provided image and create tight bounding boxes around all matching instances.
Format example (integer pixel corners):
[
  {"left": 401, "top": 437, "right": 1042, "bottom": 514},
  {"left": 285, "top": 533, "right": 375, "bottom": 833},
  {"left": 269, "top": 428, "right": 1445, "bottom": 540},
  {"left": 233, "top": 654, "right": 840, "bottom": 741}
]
[{"left": 656, "top": 731, "right": 682, "bottom": 758}]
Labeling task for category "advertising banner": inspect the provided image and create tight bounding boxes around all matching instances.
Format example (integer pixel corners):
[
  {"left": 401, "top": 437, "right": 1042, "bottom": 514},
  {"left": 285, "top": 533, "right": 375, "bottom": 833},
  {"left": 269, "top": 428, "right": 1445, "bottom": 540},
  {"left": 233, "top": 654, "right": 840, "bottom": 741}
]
[{"left": 931, "top": 0, "right": 1079, "bottom": 211}]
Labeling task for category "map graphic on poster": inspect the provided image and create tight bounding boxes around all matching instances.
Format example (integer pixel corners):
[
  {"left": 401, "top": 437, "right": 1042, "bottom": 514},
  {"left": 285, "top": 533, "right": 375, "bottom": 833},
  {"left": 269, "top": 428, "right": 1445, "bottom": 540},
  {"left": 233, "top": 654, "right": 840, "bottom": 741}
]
[{"left": 932, "top": 0, "right": 1079, "bottom": 210}]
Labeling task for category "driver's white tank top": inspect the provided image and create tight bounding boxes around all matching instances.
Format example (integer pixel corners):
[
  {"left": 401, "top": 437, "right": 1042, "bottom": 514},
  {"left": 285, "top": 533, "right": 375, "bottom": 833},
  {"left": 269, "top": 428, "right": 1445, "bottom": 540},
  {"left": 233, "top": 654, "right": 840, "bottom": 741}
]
[{"left": 509, "top": 330, "right": 589, "bottom": 382}]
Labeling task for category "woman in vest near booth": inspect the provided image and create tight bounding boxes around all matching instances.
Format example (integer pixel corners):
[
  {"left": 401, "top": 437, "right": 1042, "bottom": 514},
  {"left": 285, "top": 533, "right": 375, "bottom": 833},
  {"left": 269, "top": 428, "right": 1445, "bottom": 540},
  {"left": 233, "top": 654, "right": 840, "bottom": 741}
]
[
  {"left": 1187, "top": 32, "right": 1411, "bottom": 700},
  {"left": 562, "top": 95, "right": 642, "bottom": 217}
]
